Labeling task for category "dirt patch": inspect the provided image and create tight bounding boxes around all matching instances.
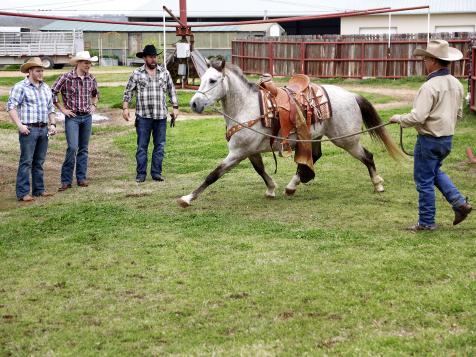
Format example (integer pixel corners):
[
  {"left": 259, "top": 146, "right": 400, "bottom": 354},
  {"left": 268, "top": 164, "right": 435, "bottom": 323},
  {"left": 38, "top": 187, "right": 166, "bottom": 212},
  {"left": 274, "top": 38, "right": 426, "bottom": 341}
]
[
  {"left": 0, "top": 109, "right": 219, "bottom": 211},
  {"left": 340, "top": 84, "right": 417, "bottom": 110}
]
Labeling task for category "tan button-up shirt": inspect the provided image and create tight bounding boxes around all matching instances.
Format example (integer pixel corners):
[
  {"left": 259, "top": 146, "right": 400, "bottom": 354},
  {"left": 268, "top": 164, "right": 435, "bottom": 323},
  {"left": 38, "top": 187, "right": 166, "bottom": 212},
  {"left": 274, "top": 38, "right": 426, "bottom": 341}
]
[{"left": 394, "top": 73, "right": 463, "bottom": 137}]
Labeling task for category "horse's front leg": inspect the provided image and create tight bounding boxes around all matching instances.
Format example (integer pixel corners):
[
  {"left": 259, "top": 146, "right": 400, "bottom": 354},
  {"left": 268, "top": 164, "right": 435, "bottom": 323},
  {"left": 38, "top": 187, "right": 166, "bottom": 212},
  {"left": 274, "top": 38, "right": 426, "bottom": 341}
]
[
  {"left": 177, "top": 153, "right": 243, "bottom": 207},
  {"left": 249, "top": 153, "right": 277, "bottom": 198},
  {"left": 285, "top": 140, "right": 322, "bottom": 196}
]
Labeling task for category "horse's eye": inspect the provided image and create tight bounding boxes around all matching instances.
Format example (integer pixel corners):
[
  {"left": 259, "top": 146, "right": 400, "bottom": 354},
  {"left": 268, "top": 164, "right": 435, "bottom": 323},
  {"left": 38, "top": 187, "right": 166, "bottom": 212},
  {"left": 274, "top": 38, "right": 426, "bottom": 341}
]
[{"left": 209, "top": 79, "right": 217, "bottom": 84}]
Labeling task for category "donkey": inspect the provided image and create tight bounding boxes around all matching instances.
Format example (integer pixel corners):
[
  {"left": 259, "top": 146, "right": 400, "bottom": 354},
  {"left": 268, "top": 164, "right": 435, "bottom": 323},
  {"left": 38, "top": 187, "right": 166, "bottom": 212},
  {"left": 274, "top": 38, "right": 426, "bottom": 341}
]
[{"left": 178, "top": 60, "right": 401, "bottom": 207}]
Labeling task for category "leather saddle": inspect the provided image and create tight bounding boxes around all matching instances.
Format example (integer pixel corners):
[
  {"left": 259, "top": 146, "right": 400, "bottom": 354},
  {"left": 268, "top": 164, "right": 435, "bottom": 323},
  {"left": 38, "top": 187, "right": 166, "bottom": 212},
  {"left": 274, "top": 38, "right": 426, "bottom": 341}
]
[{"left": 258, "top": 73, "right": 331, "bottom": 154}]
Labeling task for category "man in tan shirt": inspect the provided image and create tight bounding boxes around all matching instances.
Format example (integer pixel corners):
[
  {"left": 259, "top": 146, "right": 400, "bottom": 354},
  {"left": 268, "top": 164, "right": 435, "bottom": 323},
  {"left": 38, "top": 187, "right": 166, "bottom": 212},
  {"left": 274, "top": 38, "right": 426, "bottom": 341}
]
[{"left": 390, "top": 40, "right": 472, "bottom": 231}]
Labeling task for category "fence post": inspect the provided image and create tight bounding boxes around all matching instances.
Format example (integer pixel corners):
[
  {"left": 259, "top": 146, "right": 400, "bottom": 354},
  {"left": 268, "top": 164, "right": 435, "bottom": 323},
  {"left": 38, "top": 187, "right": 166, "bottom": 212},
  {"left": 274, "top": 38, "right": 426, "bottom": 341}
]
[
  {"left": 360, "top": 42, "right": 365, "bottom": 79},
  {"left": 300, "top": 42, "right": 305, "bottom": 74},
  {"left": 240, "top": 41, "right": 245, "bottom": 71},
  {"left": 268, "top": 41, "right": 273, "bottom": 76}
]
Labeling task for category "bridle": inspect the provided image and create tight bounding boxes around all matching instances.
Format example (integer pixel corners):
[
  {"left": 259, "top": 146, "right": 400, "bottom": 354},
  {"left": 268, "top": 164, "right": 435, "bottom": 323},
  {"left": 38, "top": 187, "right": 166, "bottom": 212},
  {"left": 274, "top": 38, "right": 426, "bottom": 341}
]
[{"left": 196, "top": 75, "right": 226, "bottom": 97}]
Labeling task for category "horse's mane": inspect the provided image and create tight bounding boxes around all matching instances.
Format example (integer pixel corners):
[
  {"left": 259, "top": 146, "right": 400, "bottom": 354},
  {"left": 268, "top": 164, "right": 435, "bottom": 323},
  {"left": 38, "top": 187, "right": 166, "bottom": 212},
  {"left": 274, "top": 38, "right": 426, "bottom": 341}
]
[{"left": 210, "top": 61, "right": 258, "bottom": 93}]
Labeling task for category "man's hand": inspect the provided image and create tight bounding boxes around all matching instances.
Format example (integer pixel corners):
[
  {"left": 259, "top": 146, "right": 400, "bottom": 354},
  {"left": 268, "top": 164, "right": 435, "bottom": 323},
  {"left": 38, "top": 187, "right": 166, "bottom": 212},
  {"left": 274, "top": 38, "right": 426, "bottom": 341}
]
[
  {"left": 122, "top": 108, "right": 130, "bottom": 121},
  {"left": 389, "top": 115, "right": 400, "bottom": 124},
  {"left": 49, "top": 124, "right": 57, "bottom": 136},
  {"left": 62, "top": 108, "right": 76, "bottom": 117},
  {"left": 91, "top": 104, "right": 97, "bottom": 114},
  {"left": 170, "top": 108, "right": 179, "bottom": 127},
  {"left": 18, "top": 124, "right": 30, "bottom": 135}
]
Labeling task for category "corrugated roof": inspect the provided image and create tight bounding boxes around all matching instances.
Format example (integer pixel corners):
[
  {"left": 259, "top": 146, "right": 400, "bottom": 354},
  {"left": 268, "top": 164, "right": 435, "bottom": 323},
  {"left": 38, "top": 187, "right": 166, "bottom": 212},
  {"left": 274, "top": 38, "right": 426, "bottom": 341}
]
[
  {"left": 40, "top": 20, "right": 277, "bottom": 32},
  {"left": 132, "top": 0, "right": 476, "bottom": 17}
]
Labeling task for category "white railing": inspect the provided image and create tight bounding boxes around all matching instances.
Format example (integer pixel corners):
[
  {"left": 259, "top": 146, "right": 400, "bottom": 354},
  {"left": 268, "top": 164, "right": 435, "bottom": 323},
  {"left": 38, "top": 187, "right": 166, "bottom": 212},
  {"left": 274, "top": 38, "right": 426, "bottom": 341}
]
[{"left": 0, "top": 31, "right": 83, "bottom": 56}]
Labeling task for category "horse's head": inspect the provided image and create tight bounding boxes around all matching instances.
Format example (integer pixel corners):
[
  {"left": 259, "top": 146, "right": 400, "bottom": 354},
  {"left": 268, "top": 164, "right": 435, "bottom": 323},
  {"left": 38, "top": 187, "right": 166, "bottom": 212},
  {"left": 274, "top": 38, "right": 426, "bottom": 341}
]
[{"left": 190, "top": 59, "right": 227, "bottom": 113}]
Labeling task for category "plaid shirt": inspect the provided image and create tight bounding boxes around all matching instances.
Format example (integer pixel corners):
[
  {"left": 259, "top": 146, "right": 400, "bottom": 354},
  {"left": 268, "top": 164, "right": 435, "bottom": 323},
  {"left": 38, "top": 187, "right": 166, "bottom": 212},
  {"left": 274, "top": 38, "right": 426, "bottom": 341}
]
[
  {"left": 7, "top": 78, "right": 55, "bottom": 124},
  {"left": 51, "top": 69, "right": 99, "bottom": 112},
  {"left": 123, "top": 64, "right": 178, "bottom": 120}
]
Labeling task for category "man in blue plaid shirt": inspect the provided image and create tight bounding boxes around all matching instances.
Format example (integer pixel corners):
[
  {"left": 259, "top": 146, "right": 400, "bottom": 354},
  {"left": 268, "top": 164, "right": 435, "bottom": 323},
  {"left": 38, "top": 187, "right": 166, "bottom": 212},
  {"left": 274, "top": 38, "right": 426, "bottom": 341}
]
[
  {"left": 122, "top": 44, "right": 179, "bottom": 182},
  {"left": 7, "top": 57, "right": 57, "bottom": 202}
]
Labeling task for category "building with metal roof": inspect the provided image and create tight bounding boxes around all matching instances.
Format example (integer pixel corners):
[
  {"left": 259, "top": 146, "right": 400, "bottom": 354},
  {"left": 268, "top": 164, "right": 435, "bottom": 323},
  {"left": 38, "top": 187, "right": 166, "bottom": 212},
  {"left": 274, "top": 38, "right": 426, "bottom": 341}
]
[{"left": 129, "top": 0, "right": 476, "bottom": 35}]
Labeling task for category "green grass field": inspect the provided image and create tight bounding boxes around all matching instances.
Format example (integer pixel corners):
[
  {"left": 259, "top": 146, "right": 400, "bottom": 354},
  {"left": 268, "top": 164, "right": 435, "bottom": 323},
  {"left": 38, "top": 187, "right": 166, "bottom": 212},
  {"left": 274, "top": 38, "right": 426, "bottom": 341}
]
[{"left": 0, "top": 80, "right": 475, "bottom": 355}]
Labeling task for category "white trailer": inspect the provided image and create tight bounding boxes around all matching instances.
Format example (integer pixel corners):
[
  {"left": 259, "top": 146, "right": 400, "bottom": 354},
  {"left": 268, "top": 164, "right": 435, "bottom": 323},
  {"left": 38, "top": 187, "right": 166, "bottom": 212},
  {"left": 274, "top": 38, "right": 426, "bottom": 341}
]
[{"left": 0, "top": 31, "right": 84, "bottom": 69}]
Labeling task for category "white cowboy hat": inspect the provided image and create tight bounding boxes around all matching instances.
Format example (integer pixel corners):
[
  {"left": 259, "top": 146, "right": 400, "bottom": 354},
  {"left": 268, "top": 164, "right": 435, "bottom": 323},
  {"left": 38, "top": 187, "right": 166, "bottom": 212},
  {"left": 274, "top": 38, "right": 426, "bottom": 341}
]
[
  {"left": 413, "top": 40, "right": 463, "bottom": 61},
  {"left": 20, "top": 57, "right": 45, "bottom": 73},
  {"left": 69, "top": 51, "right": 98, "bottom": 65}
]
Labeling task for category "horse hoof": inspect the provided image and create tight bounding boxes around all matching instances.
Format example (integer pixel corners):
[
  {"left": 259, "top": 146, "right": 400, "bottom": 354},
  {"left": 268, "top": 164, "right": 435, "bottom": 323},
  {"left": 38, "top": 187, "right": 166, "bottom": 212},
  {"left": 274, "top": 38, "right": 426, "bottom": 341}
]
[
  {"left": 177, "top": 197, "right": 191, "bottom": 208},
  {"left": 265, "top": 192, "right": 276, "bottom": 199},
  {"left": 284, "top": 188, "right": 296, "bottom": 196},
  {"left": 374, "top": 184, "right": 385, "bottom": 193}
]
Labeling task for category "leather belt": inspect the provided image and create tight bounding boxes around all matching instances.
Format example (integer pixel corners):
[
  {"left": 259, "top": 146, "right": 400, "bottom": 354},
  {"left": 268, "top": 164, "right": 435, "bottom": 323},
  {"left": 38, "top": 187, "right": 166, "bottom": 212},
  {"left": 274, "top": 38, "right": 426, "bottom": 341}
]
[{"left": 25, "top": 122, "right": 48, "bottom": 128}]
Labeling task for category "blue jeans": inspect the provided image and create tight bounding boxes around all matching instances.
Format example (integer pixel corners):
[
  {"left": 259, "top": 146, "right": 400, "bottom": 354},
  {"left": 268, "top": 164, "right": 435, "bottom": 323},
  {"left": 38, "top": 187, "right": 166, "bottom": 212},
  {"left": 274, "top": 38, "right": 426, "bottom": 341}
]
[
  {"left": 61, "top": 114, "right": 92, "bottom": 185},
  {"left": 414, "top": 135, "right": 465, "bottom": 226},
  {"left": 16, "top": 126, "right": 49, "bottom": 199},
  {"left": 135, "top": 116, "right": 167, "bottom": 180}
]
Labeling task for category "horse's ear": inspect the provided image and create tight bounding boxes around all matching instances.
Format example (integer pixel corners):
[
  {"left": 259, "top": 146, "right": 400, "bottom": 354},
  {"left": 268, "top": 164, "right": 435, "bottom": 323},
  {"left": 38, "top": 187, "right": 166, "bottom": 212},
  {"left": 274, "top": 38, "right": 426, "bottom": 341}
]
[
  {"left": 219, "top": 59, "right": 226, "bottom": 71},
  {"left": 205, "top": 58, "right": 210, "bottom": 68}
]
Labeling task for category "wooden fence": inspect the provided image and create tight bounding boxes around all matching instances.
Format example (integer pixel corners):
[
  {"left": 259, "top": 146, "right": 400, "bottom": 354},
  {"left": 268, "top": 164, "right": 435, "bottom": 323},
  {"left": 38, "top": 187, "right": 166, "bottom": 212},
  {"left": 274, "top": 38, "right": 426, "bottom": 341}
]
[
  {"left": 471, "top": 46, "right": 476, "bottom": 111},
  {"left": 232, "top": 33, "right": 476, "bottom": 79}
]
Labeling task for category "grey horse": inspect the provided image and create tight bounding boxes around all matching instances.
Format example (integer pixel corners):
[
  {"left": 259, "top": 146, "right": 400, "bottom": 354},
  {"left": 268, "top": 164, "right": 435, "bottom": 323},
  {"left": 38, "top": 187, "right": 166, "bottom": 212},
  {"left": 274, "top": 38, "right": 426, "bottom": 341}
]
[{"left": 178, "top": 60, "right": 401, "bottom": 207}]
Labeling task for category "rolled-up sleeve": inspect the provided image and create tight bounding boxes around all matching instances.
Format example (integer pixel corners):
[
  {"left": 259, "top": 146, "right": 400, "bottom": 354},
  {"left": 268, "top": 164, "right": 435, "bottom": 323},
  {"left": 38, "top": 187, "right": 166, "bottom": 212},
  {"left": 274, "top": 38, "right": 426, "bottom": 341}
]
[
  {"left": 91, "top": 77, "right": 99, "bottom": 99},
  {"left": 47, "top": 88, "right": 55, "bottom": 114},
  {"left": 166, "top": 71, "right": 178, "bottom": 107},
  {"left": 396, "top": 86, "right": 434, "bottom": 128},
  {"left": 123, "top": 74, "right": 136, "bottom": 103},
  {"left": 51, "top": 74, "right": 66, "bottom": 104},
  {"left": 6, "top": 84, "right": 23, "bottom": 112}
]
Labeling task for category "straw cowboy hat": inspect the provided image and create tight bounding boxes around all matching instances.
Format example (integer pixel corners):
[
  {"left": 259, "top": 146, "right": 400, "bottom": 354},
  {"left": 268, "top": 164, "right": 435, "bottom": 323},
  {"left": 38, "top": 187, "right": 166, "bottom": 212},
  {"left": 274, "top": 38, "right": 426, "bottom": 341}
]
[
  {"left": 69, "top": 51, "right": 98, "bottom": 65},
  {"left": 136, "top": 44, "right": 162, "bottom": 58},
  {"left": 413, "top": 40, "right": 463, "bottom": 61},
  {"left": 20, "top": 57, "right": 45, "bottom": 73}
]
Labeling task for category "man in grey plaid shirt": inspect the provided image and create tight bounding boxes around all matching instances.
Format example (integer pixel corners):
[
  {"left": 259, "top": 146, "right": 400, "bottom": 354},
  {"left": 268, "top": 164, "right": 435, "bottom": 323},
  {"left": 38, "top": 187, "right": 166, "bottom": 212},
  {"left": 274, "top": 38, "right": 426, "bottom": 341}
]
[{"left": 122, "top": 44, "right": 179, "bottom": 182}]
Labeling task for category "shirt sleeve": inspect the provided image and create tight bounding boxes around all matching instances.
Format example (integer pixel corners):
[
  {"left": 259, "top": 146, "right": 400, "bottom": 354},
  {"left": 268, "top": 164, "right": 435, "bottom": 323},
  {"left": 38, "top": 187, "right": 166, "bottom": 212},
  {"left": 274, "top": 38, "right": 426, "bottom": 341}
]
[
  {"left": 91, "top": 77, "right": 99, "bottom": 99},
  {"left": 123, "top": 73, "right": 137, "bottom": 103},
  {"left": 166, "top": 71, "right": 178, "bottom": 107},
  {"left": 51, "top": 74, "right": 66, "bottom": 104},
  {"left": 46, "top": 86, "right": 55, "bottom": 114},
  {"left": 457, "top": 86, "right": 464, "bottom": 120},
  {"left": 6, "top": 84, "right": 24, "bottom": 112},
  {"left": 395, "top": 85, "right": 434, "bottom": 128}
]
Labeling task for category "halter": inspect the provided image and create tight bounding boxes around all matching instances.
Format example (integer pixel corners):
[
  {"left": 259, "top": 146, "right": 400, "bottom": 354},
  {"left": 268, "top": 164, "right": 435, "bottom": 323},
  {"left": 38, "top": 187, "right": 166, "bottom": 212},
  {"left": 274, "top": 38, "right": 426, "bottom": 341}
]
[{"left": 196, "top": 75, "right": 226, "bottom": 97}]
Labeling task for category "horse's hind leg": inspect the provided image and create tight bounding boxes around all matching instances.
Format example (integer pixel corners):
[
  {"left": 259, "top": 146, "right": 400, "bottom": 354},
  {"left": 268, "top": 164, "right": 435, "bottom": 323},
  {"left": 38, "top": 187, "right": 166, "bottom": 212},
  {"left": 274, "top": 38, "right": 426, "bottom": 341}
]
[
  {"left": 249, "top": 153, "right": 277, "bottom": 198},
  {"left": 285, "top": 140, "right": 322, "bottom": 196},
  {"left": 177, "top": 153, "right": 243, "bottom": 207},
  {"left": 340, "top": 140, "right": 384, "bottom": 192}
]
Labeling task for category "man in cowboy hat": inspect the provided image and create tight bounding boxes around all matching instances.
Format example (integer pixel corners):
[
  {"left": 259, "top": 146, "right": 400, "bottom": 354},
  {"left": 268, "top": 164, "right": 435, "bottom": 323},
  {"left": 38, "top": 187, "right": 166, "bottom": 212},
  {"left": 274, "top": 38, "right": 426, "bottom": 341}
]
[
  {"left": 390, "top": 40, "right": 472, "bottom": 230},
  {"left": 7, "top": 57, "right": 57, "bottom": 202},
  {"left": 122, "top": 44, "right": 179, "bottom": 182},
  {"left": 51, "top": 51, "right": 99, "bottom": 191}
]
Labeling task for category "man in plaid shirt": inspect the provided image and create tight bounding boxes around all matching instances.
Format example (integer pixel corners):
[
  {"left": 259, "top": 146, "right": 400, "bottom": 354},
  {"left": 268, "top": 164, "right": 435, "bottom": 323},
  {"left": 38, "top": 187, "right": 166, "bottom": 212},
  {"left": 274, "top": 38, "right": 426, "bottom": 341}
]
[
  {"left": 7, "top": 58, "right": 57, "bottom": 201},
  {"left": 123, "top": 44, "right": 179, "bottom": 182},
  {"left": 52, "top": 51, "right": 99, "bottom": 191}
]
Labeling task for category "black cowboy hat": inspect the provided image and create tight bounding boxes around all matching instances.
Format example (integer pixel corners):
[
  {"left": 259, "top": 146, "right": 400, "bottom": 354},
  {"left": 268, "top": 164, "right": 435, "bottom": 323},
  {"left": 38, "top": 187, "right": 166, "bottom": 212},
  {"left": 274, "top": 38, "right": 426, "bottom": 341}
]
[{"left": 136, "top": 44, "right": 162, "bottom": 58}]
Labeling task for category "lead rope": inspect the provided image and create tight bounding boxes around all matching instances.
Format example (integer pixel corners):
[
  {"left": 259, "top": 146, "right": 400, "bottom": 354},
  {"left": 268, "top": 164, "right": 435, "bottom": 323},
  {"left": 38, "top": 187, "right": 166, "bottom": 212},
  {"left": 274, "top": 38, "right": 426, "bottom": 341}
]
[
  {"left": 217, "top": 107, "right": 392, "bottom": 143},
  {"left": 399, "top": 126, "right": 414, "bottom": 157},
  {"left": 197, "top": 76, "right": 413, "bottom": 155}
]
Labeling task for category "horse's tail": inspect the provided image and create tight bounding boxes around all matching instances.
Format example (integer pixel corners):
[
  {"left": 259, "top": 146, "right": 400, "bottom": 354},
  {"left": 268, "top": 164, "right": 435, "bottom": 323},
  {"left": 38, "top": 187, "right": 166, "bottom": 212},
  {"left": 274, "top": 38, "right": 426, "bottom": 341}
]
[{"left": 355, "top": 95, "right": 404, "bottom": 160}]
